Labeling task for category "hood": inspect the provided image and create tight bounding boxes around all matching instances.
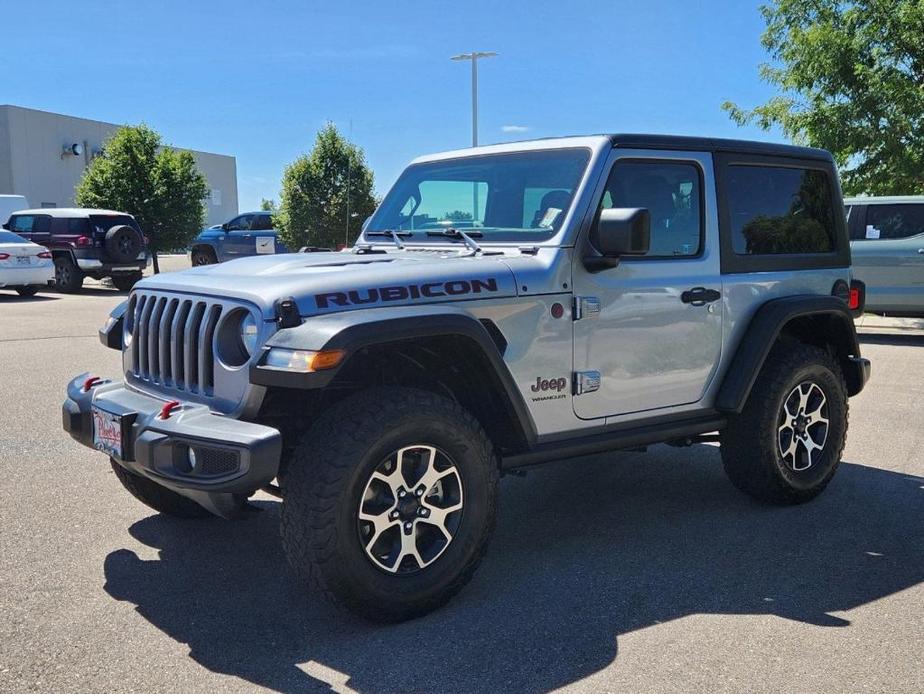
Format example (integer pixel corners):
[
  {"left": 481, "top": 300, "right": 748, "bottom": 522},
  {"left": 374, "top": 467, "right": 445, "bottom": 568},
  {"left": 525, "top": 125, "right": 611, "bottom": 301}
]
[{"left": 136, "top": 249, "right": 529, "bottom": 319}]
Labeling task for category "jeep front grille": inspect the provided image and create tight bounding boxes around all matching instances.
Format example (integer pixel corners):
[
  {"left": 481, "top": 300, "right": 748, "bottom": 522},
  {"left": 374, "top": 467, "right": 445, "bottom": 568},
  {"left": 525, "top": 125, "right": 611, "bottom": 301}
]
[{"left": 127, "top": 292, "right": 223, "bottom": 395}]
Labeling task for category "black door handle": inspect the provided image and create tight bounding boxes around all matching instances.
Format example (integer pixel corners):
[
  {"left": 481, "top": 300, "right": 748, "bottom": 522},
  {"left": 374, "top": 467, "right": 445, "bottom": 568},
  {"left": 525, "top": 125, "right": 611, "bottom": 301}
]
[{"left": 681, "top": 287, "right": 721, "bottom": 305}]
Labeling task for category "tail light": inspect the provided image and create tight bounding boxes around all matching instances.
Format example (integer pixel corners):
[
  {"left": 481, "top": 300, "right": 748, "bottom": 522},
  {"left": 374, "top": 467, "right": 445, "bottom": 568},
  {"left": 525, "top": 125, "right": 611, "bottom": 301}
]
[
  {"left": 76, "top": 236, "right": 92, "bottom": 247},
  {"left": 37, "top": 251, "right": 52, "bottom": 259},
  {"left": 0, "top": 253, "right": 9, "bottom": 260},
  {"left": 849, "top": 280, "right": 865, "bottom": 313}
]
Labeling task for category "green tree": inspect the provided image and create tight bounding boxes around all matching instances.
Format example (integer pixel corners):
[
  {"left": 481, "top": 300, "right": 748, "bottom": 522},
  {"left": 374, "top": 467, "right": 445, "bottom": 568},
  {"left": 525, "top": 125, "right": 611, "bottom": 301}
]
[
  {"left": 75, "top": 124, "right": 208, "bottom": 272},
  {"left": 260, "top": 198, "right": 277, "bottom": 212},
  {"left": 444, "top": 210, "right": 473, "bottom": 221},
  {"left": 723, "top": 0, "right": 924, "bottom": 195},
  {"left": 277, "top": 122, "right": 376, "bottom": 250}
]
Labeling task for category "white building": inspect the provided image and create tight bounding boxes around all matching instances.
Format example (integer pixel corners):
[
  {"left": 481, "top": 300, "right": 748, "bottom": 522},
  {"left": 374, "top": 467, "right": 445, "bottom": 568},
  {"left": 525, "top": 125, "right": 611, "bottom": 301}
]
[{"left": 0, "top": 105, "right": 238, "bottom": 226}]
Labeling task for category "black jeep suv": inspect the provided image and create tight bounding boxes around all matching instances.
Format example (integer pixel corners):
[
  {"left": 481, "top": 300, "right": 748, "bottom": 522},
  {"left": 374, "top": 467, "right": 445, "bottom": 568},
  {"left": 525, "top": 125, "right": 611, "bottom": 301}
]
[{"left": 3, "top": 208, "right": 149, "bottom": 292}]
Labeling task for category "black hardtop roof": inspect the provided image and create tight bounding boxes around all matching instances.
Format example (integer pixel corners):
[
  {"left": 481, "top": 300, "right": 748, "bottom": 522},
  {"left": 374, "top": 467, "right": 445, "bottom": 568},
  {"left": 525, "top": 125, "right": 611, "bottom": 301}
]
[{"left": 607, "top": 133, "right": 833, "bottom": 162}]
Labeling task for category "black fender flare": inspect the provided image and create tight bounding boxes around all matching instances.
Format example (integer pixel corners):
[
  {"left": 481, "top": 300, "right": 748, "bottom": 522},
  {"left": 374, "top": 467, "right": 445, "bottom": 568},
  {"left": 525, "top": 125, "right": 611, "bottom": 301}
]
[
  {"left": 715, "top": 295, "right": 869, "bottom": 414},
  {"left": 250, "top": 305, "right": 538, "bottom": 445}
]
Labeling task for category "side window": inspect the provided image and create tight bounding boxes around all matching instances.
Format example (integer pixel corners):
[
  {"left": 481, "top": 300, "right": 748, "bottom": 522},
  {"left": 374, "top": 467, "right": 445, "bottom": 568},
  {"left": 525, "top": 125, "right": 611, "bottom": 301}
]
[
  {"left": 227, "top": 215, "right": 253, "bottom": 231},
  {"left": 726, "top": 165, "right": 836, "bottom": 254},
  {"left": 32, "top": 215, "right": 51, "bottom": 233},
  {"left": 10, "top": 215, "right": 33, "bottom": 232},
  {"left": 251, "top": 214, "right": 274, "bottom": 231},
  {"left": 68, "top": 218, "right": 91, "bottom": 235},
  {"left": 864, "top": 204, "right": 924, "bottom": 240},
  {"left": 600, "top": 160, "right": 703, "bottom": 257}
]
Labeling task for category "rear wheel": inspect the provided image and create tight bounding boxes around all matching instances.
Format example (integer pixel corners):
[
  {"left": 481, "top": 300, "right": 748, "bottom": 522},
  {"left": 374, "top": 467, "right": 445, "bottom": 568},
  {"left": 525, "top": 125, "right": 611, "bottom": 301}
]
[
  {"left": 721, "top": 343, "right": 848, "bottom": 505},
  {"left": 15, "top": 286, "right": 39, "bottom": 297},
  {"left": 281, "top": 387, "right": 498, "bottom": 622},
  {"left": 54, "top": 256, "right": 84, "bottom": 293},
  {"left": 109, "top": 459, "right": 212, "bottom": 518},
  {"left": 111, "top": 273, "right": 142, "bottom": 292}
]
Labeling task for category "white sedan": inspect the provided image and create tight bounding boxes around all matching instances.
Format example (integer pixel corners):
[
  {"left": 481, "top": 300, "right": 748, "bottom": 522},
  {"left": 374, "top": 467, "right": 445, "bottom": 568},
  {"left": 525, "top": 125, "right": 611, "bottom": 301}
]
[{"left": 0, "top": 230, "right": 54, "bottom": 297}]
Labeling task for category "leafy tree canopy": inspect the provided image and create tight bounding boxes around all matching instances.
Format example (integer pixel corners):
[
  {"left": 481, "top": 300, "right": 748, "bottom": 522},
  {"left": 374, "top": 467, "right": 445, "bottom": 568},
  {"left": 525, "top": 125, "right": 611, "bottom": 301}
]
[
  {"left": 276, "top": 122, "right": 376, "bottom": 250},
  {"left": 723, "top": 0, "right": 924, "bottom": 195},
  {"left": 75, "top": 124, "right": 208, "bottom": 269},
  {"left": 260, "top": 198, "right": 277, "bottom": 212}
]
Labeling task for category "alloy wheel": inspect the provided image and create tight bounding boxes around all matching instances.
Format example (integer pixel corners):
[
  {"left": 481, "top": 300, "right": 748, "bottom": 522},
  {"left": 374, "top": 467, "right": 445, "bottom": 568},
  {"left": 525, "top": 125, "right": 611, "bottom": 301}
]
[
  {"left": 777, "top": 381, "right": 829, "bottom": 472},
  {"left": 357, "top": 445, "right": 464, "bottom": 574}
]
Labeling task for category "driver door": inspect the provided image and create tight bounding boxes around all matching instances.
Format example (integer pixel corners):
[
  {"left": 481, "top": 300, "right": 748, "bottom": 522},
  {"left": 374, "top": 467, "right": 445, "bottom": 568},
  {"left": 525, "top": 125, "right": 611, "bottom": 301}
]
[
  {"left": 571, "top": 150, "right": 723, "bottom": 420},
  {"left": 223, "top": 214, "right": 255, "bottom": 258}
]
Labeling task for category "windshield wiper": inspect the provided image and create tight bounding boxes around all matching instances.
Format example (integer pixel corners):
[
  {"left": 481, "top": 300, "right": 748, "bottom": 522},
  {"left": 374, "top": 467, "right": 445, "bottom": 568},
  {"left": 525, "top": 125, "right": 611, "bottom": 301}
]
[
  {"left": 425, "top": 228, "right": 484, "bottom": 254},
  {"left": 365, "top": 229, "right": 411, "bottom": 249}
]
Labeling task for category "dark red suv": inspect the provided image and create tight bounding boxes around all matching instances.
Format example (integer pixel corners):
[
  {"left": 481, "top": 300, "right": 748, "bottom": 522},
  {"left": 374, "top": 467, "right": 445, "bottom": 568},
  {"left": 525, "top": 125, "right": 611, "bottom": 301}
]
[{"left": 2, "top": 208, "right": 149, "bottom": 292}]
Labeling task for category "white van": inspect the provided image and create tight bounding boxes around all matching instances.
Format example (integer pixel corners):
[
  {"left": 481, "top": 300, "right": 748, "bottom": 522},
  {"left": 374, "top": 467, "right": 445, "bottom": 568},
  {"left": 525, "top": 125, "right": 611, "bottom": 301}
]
[{"left": 0, "top": 195, "right": 30, "bottom": 226}]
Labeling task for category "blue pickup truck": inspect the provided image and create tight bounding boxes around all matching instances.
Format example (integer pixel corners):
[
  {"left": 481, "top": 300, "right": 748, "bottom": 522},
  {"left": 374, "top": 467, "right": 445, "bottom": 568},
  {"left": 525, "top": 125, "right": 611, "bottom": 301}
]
[{"left": 190, "top": 211, "right": 289, "bottom": 265}]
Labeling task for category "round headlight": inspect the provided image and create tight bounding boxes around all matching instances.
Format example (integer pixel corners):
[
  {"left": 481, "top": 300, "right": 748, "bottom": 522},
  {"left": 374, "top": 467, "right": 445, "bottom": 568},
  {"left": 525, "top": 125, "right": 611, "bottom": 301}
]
[
  {"left": 216, "top": 309, "right": 260, "bottom": 368},
  {"left": 240, "top": 313, "right": 258, "bottom": 356}
]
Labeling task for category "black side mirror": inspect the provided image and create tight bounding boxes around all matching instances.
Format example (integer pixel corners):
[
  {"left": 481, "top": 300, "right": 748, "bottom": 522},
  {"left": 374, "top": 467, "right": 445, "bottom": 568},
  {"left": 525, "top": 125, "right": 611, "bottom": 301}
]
[{"left": 584, "top": 207, "right": 650, "bottom": 271}]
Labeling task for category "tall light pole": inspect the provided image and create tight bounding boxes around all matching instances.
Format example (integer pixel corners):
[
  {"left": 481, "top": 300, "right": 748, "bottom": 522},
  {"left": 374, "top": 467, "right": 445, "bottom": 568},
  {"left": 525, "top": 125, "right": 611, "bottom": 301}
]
[
  {"left": 451, "top": 51, "right": 497, "bottom": 221},
  {"left": 450, "top": 51, "right": 497, "bottom": 147}
]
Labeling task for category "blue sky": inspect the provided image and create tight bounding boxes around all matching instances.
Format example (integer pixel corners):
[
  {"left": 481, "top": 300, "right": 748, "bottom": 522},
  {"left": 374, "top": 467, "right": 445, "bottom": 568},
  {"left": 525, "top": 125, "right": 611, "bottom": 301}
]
[{"left": 2, "top": 0, "right": 782, "bottom": 212}]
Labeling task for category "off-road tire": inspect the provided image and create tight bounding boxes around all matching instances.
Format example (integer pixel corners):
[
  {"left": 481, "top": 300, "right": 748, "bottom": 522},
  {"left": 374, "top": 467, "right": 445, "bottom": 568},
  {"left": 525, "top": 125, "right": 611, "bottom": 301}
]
[
  {"left": 281, "top": 387, "right": 499, "bottom": 622},
  {"left": 15, "top": 286, "right": 39, "bottom": 297},
  {"left": 191, "top": 248, "right": 217, "bottom": 266},
  {"left": 111, "top": 273, "right": 142, "bottom": 292},
  {"left": 109, "top": 458, "right": 212, "bottom": 518},
  {"left": 104, "top": 225, "right": 143, "bottom": 263},
  {"left": 54, "top": 255, "right": 83, "bottom": 293},
  {"left": 721, "top": 342, "right": 848, "bottom": 505}
]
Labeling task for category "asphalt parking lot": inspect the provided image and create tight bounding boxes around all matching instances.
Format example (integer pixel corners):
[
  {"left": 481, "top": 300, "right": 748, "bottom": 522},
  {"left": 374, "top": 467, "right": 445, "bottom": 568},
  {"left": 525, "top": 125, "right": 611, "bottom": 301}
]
[{"left": 1, "top": 260, "right": 922, "bottom": 693}]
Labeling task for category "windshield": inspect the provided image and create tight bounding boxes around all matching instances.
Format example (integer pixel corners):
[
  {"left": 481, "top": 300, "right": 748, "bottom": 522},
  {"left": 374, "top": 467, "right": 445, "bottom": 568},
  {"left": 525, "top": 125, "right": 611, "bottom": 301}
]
[
  {"left": 367, "top": 148, "right": 591, "bottom": 243},
  {"left": 0, "top": 230, "right": 27, "bottom": 244}
]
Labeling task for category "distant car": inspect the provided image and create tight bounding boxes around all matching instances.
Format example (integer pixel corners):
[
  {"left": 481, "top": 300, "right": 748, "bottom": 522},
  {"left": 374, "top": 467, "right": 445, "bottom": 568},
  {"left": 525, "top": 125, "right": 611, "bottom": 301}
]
[
  {"left": 845, "top": 196, "right": 924, "bottom": 317},
  {"left": 3, "top": 208, "right": 150, "bottom": 293},
  {"left": 0, "top": 229, "right": 54, "bottom": 296},
  {"left": 190, "top": 211, "right": 289, "bottom": 265},
  {"left": 0, "top": 194, "right": 29, "bottom": 224}
]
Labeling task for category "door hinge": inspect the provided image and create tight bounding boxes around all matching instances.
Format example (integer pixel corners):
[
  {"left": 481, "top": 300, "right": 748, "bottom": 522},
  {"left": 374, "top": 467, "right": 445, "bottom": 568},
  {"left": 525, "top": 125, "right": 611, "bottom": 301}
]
[
  {"left": 573, "top": 296, "right": 601, "bottom": 321},
  {"left": 573, "top": 370, "right": 601, "bottom": 395}
]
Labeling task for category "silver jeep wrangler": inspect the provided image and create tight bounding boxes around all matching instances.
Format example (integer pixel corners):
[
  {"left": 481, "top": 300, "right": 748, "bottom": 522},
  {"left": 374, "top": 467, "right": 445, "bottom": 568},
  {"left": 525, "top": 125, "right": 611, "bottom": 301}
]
[{"left": 64, "top": 134, "right": 870, "bottom": 622}]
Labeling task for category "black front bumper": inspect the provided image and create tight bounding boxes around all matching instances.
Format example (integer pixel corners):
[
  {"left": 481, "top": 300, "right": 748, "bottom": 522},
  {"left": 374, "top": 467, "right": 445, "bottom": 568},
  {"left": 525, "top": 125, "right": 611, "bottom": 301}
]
[{"left": 63, "top": 375, "right": 282, "bottom": 517}]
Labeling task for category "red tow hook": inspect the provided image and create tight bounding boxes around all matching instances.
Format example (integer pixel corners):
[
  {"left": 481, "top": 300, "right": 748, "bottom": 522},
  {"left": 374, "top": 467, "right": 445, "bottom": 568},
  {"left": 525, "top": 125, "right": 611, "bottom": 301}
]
[
  {"left": 83, "top": 376, "right": 103, "bottom": 392},
  {"left": 159, "top": 400, "right": 182, "bottom": 420}
]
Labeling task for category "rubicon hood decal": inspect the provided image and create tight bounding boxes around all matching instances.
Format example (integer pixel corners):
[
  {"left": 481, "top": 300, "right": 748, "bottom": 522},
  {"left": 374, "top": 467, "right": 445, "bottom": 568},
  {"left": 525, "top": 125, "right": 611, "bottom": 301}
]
[{"left": 316, "top": 278, "right": 500, "bottom": 309}]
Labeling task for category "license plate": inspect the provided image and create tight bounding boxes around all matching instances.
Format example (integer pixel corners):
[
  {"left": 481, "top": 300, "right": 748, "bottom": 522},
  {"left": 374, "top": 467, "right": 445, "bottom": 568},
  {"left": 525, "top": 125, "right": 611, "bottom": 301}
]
[
  {"left": 92, "top": 407, "right": 124, "bottom": 459},
  {"left": 16, "top": 256, "right": 30, "bottom": 265}
]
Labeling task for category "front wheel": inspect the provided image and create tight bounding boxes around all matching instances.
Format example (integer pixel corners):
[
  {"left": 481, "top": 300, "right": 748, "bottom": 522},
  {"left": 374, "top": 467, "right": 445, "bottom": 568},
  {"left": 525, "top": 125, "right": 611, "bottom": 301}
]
[
  {"left": 721, "top": 343, "right": 848, "bottom": 505},
  {"left": 281, "top": 387, "right": 498, "bottom": 622},
  {"left": 191, "top": 248, "right": 217, "bottom": 266}
]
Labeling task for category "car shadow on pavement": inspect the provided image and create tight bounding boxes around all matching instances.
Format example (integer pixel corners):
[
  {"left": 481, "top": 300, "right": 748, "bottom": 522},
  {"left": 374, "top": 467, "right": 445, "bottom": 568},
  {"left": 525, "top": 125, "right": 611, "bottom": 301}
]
[
  {"left": 0, "top": 293, "right": 59, "bottom": 302},
  {"left": 103, "top": 447, "right": 924, "bottom": 693}
]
